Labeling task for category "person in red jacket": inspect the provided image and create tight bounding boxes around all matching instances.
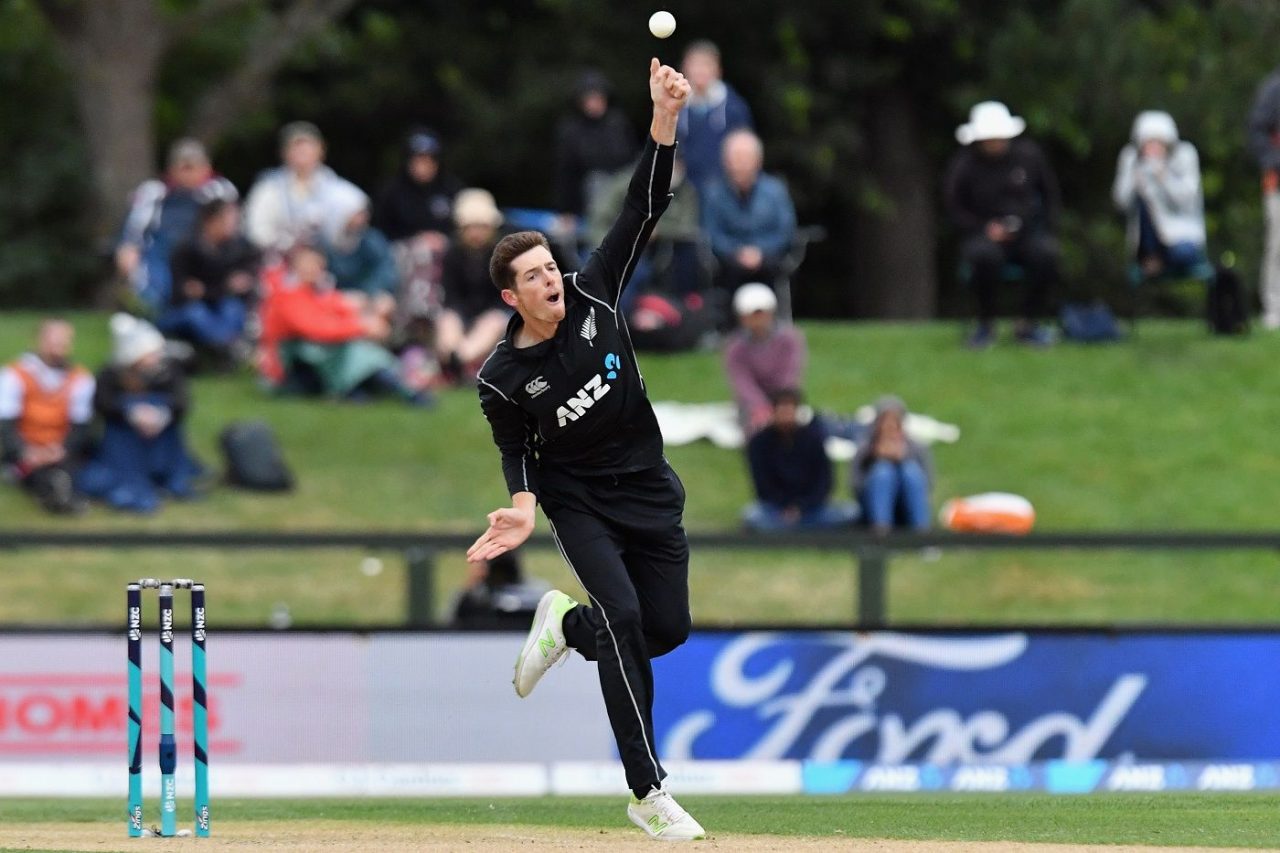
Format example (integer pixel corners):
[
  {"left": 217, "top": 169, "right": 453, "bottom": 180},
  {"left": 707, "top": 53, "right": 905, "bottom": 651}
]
[{"left": 258, "top": 243, "right": 428, "bottom": 404}]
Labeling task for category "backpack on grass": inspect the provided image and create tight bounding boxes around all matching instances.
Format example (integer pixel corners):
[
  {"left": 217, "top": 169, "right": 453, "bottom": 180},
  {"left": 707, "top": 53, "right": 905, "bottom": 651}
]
[
  {"left": 219, "top": 421, "right": 294, "bottom": 491},
  {"left": 1207, "top": 264, "right": 1249, "bottom": 336}
]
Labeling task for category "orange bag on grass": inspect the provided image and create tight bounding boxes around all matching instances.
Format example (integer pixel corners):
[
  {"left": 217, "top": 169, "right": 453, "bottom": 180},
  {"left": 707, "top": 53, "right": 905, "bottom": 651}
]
[{"left": 939, "top": 492, "right": 1035, "bottom": 534}]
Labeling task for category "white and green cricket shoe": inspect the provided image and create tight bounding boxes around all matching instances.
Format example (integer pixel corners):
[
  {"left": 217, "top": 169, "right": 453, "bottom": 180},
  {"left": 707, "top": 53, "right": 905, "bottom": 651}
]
[
  {"left": 513, "top": 590, "right": 577, "bottom": 698},
  {"left": 627, "top": 787, "right": 706, "bottom": 842}
]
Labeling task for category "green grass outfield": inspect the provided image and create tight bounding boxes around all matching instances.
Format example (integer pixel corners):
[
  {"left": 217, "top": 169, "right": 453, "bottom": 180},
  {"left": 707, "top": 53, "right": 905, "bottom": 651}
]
[
  {"left": 2, "top": 794, "right": 1280, "bottom": 848},
  {"left": 4, "top": 312, "right": 1280, "bottom": 627}
]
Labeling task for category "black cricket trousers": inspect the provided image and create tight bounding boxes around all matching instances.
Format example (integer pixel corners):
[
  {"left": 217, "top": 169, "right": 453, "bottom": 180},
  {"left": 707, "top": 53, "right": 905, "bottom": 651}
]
[{"left": 539, "top": 461, "right": 692, "bottom": 799}]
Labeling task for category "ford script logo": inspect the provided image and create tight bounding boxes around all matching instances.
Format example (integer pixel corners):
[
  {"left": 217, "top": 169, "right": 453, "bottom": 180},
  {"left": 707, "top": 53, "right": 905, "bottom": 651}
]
[{"left": 660, "top": 632, "right": 1147, "bottom": 764}]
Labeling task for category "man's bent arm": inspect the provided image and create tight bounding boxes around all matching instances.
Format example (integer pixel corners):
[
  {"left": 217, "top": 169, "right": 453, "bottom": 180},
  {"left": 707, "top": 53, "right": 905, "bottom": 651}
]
[{"left": 479, "top": 376, "right": 540, "bottom": 498}]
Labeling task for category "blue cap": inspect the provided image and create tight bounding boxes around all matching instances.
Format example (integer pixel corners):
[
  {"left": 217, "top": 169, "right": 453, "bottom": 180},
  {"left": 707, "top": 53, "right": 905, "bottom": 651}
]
[{"left": 407, "top": 130, "right": 442, "bottom": 156}]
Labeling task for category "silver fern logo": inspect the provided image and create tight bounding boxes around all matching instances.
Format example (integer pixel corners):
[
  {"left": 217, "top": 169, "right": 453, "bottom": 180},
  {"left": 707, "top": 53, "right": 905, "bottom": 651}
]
[{"left": 579, "top": 306, "right": 598, "bottom": 346}]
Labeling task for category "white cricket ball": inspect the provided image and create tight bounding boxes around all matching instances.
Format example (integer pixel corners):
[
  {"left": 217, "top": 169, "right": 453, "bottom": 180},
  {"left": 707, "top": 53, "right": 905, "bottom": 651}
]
[{"left": 649, "top": 10, "right": 676, "bottom": 39}]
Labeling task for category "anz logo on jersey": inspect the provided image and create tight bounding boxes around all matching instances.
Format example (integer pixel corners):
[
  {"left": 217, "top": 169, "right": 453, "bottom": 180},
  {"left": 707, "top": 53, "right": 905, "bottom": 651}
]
[{"left": 555, "top": 352, "right": 621, "bottom": 428}]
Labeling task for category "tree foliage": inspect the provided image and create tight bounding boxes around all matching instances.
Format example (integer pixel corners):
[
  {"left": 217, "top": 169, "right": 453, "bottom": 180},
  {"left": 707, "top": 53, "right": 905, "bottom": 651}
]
[
  {"left": 5, "top": 0, "right": 1280, "bottom": 314},
  {"left": 0, "top": 2, "right": 95, "bottom": 306}
]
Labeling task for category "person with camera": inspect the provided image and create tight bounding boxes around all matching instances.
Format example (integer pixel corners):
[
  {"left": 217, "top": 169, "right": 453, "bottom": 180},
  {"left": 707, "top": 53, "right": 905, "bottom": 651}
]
[{"left": 945, "top": 101, "right": 1063, "bottom": 349}]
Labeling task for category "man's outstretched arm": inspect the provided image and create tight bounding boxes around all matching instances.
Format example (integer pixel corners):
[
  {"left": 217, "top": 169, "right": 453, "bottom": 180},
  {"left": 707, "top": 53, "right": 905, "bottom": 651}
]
[{"left": 576, "top": 59, "right": 690, "bottom": 308}]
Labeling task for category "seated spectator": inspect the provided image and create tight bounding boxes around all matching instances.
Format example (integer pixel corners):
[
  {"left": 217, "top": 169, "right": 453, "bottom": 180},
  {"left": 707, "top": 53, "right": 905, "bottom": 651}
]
[
  {"left": 0, "top": 319, "right": 95, "bottom": 514},
  {"left": 743, "top": 388, "right": 857, "bottom": 532},
  {"left": 554, "top": 70, "right": 637, "bottom": 232},
  {"left": 161, "top": 198, "right": 259, "bottom": 365},
  {"left": 244, "top": 122, "right": 362, "bottom": 255},
  {"left": 851, "top": 396, "right": 933, "bottom": 534},
  {"left": 588, "top": 152, "right": 706, "bottom": 315},
  {"left": 77, "top": 314, "right": 203, "bottom": 514},
  {"left": 257, "top": 244, "right": 428, "bottom": 405},
  {"left": 678, "top": 40, "right": 754, "bottom": 198},
  {"left": 436, "top": 189, "right": 512, "bottom": 382},
  {"left": 451, "top": 549, "right": 551, "bottom": 630},
  {"left": 322, "top": 182, "right": 399, "bottom": 316},
  {"left": 1112, "top": 110, "right": 1207, "bottom": 279},
  {"left": 116, "top": 139, "right": 237, "bottom": 314},
  {"left": 703, "top": 130, "right": 797, "bottom": 298},
  {"left": 374, "top": 127, "right": 462, "bottom": 246},
  {"left": 724, "top": 283, "right": 806, "bottom": 437},
  {"left": 945, "top": 101, "right": 1062, "bottom": 349}
]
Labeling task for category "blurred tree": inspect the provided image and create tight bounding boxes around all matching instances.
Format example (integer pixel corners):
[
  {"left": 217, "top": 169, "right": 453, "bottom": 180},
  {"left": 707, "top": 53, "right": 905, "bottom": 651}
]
[
  {"left": 0, "top": 2, "right": 94, "bottom": 305},
  {"left": 31, "top": 0, "right": 357, "bottom": 245},
  {"left": 8, "top": 0, "right": 1280, "bottom": 317}
]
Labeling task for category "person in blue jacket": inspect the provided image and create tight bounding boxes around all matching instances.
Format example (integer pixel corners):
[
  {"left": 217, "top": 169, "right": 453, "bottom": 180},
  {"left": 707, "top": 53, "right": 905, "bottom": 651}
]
[
  {"left": 677, "top": 40, "right": 754, "bottom": 197},
  {"left": 702, "top": 129, "right": 796, "bottom": 295},
  {"left": 743, "top": 388, "right": 857, "bottom": 532}
]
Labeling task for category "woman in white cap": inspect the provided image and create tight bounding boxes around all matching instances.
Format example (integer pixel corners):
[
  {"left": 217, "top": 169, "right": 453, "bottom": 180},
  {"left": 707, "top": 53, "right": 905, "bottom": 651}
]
[
  {"left": 945, "top": 101, "right": 1063, "bottom": 349},
  {"left": 435, "top": 189, "right": 513, "bottom": 382},
  {"left": 77, "top": 314, "right": 203, "bottom": 513},
  {"left": 1112, "top": 110, "right": 1206, "bottom": 280}
]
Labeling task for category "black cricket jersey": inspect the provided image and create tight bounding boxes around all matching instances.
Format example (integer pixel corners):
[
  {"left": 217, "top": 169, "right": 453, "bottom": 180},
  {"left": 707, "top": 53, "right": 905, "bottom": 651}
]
[{"left": 477, "top": 136, "right": 676, "bottom": 499}]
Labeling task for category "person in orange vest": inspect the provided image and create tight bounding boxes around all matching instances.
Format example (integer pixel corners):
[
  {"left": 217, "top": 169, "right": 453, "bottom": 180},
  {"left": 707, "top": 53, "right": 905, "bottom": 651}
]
[{"left": 0, "top": 319, "right": 95, "bottom": 514}]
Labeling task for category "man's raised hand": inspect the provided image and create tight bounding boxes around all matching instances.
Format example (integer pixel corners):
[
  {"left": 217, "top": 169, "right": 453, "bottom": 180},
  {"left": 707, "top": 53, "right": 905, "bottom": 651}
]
[{"left": 650, "top": 57, "right": 690, "bottom": 116}]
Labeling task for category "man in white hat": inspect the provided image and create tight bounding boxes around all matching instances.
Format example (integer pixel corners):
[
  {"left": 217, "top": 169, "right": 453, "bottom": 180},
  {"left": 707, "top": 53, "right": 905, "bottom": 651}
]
[
  {"left": 723, "top": 282, "right": 807, "bottom": 436},
  {"left": 945, "top": 101, "right": 1063, "bottom": 348}
]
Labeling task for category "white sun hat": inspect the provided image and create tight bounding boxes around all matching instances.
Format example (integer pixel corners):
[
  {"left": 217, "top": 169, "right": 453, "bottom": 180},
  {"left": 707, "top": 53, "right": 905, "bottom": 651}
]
[
  {"left": 956, "top": 101, "right": 1027, "bottom": 145},
  {"left": 733, "top": 282, "right": 777, "bottom": 316},
  {"left": 1132, "top": 110, "right": 1178, "bottom": 145}
]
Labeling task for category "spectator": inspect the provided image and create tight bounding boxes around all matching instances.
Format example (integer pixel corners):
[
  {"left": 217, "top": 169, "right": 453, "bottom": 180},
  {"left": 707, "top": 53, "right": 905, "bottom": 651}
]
[
  {"left": 322, "top": 182, "right": 399, "bottom": 315},
  {"left": 743, "top": 388, "right": 857, "bottom": 532},
  {"left": 588, "top": 152, "right": 705, "bottom": 313},
  {"left": 851, "top": 396, "right": 933, "bottom": 535},
  {"left": 724, "top": 283, "right": 806, "bottom": 437},
  {"left": 554, "top": 70, "right": 638, "bottom": 226},
  {"left": 1248, "top": 69, "right": 1280, "bottom": 329},
  {"left": 945, "top": 101, "right": 1063, "bottom": 349},
  {"left": 77, "top": 314, "right": 203, "bottom": 514},
  {"left": 1112, "top": 111, "right": 1207, "bottom": 279},
  {"left": 436, "top": 189, "right": 512, "bottom": 382},
  {"left": 702, "top": 129, "right": 797, "bottom": 297},
  {"left": 243, "top": 122, "right": 362, "bottom": 254},
  {"left": 116, "top": 139, "right": 237, "bottom": 314},
  {"left": 162, "top": 198, "right": 259, "bottom": 365},
  {"left": 677, "top": 40, "right": 754, "bottom": 197},
  {"left": 374, "top": 127, "right": 462, "bottom": 245},
  {"left": 0, "top": 319, "right": 95, "bottom": 514},
  {"left": 451, "top": 549, "right": 551, "bottom": 630},
  {"left": 257, "top": 244, "right": 427, "bottom": 405}
]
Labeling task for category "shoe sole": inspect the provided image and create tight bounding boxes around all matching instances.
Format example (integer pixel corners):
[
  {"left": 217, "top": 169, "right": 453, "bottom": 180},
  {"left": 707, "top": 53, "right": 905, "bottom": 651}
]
[
  {"left": 513, "top": 590, "right": 561, "bottom": 698},
  {"left": 627, "top": 809, "right": 705, "bottom": 841}
]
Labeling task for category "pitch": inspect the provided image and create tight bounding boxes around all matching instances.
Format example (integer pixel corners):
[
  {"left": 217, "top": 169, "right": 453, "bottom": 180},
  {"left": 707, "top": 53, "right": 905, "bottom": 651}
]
[{"left": 1, "top": 794, "right": 1277, "bottom": 851}]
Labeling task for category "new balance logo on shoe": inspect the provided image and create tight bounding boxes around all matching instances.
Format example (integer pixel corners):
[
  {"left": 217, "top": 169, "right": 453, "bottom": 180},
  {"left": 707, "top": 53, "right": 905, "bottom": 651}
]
[
  {"left": 539, "top": 628, "right": 556, "bottom": 658},
  {"left": 647, "top": 815, "right": 669, "bottom": 834}
]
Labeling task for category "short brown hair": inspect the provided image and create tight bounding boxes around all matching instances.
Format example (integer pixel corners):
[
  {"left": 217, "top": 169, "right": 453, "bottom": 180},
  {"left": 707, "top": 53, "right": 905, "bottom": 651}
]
[{"left": 489, "top": 230, "right": 550, "bottom": 291}]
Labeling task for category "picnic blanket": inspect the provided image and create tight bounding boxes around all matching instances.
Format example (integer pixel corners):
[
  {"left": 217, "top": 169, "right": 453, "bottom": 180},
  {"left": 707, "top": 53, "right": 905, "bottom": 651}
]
[{"left": 652, "top": 401, "right": 960, "bottom": 462}]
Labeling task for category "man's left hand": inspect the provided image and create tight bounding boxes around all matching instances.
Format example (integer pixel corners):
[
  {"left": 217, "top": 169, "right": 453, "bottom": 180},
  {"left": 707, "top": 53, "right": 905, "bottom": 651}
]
[
  {"left": 650, "top": 58, "right": 690, "bottom": 116},
  {"left": 736, "top": 246, "right": 764, "bottom": 270}
]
